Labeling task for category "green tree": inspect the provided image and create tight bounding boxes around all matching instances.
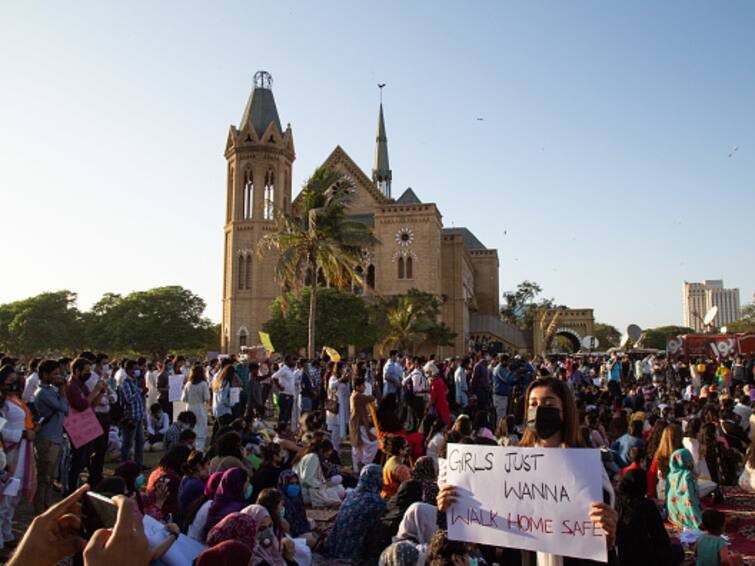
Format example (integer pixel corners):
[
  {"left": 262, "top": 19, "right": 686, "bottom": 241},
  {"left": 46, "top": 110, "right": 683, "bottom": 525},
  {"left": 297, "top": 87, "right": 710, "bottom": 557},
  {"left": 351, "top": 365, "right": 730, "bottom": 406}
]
[
  {"left": 728, "top": 302, "right": 755, "bottom": 333},
  {"left": 258, "top": 167, "right": 378, "bottom": 357},
  {"left": 500, "top": 280, "right": 555, "bottom": 331},
  {"left": 0, "top": 291, "right": 84, "bottom": 356},
  {"left": 641, "top": 325, "right": 695, "bottom": 350},
  {"left": 262, "top": 287, "right": 377, "bottom": 354},
  {"left": 88, "top": 286, "right": 214, "bottom": 357},
  {"left": 593, "top": 323, "right": 621, "bottom": 348},
  {"left": 374, "top": 289, "right": 456, "bottom": 355}
]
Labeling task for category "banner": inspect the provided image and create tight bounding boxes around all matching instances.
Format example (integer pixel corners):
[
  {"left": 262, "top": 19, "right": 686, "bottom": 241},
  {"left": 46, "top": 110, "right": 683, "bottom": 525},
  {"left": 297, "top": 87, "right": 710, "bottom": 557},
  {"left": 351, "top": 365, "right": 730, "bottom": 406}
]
[
  {"left": 64, "top": 407, "right": 104, "bottom": 449},
  {"left": 168, "top": 374, "right": 184, "bottom": 403},
  {"left": 259, "top": 331, "right": 275, "bottom": 353},
  {"left": 445, "top": 443, "right": 606, "bottom": 562},
  {"left": 322, "top": 346, "right": 341, "bottom": 362}
]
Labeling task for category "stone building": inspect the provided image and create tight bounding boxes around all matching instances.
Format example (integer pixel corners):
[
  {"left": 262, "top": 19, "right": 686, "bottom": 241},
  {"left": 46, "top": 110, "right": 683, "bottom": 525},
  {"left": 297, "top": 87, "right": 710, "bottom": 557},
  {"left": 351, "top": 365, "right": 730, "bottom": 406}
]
[{"left": 222, "top": 72, "right": 512, "bottom": 356}]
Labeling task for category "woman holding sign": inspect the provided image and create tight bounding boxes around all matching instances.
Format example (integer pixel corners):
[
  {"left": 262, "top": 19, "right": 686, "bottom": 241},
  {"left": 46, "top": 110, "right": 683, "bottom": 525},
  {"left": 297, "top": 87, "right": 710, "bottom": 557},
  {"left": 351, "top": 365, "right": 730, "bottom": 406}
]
[{"left": 437, "top": 377, "right": 618, "bottom": 565}]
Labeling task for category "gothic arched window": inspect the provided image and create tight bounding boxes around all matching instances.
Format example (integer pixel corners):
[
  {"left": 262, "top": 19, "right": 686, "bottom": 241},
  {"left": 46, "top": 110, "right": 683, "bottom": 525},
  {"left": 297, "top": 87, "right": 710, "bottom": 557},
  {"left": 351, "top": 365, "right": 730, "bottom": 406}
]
[
  {"left": 406, "top": 257, "right": 413, "bottom": 279},
  {"left": 264, "top": 170, "right": 275, "bottom": 220},
  {"left": 398, "top": 257, "right": 405, "bottom": 279},
  {"left": 239, "top": 331, "right": 247, "bottom": 347},
  {"left": 245, "top": 255, "right": 252, "bottom": 289},
  {"left": 238, "top": 255, "right": 244, "bottom": 289},
  {"left": 367, "top": 265, "right": 375, "bottom": 289},
  {"left": 243, "top": 170, "right": 254, "bottom": 219}
]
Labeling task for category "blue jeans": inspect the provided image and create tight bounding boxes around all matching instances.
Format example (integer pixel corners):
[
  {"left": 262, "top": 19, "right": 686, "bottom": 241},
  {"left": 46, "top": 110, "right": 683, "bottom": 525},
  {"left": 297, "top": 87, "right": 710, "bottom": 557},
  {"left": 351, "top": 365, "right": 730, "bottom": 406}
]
[
  {"left": 278, "top": 393, "right": 294, "bottom": 426},
  {"left": 120, "top": 421, "right": 144, "bottom": 468}
]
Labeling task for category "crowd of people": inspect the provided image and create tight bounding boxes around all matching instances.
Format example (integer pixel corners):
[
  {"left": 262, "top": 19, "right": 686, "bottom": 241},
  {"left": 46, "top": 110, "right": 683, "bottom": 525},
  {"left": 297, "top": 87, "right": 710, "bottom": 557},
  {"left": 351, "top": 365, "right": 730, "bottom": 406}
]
[{"left": 0, "top": 347, "right": 753, "bottom": 565}]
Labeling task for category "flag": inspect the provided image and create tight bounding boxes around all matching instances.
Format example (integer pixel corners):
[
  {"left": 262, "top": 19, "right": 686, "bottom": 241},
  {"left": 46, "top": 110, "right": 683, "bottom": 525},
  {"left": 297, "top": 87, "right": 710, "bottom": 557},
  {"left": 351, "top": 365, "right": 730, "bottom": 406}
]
[
  {"left": 259, "top": 331, "right": 275, "bottom": 353},
  {"left": 322, "top": 346, "right": 341, "bottom": 362}
]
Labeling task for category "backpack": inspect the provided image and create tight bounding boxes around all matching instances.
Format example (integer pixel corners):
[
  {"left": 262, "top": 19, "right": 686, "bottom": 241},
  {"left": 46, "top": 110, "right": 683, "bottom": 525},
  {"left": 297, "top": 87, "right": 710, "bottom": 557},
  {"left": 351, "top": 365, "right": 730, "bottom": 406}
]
[
  {"left": 403, "top": 376, "right": 415, "bottom": 399},
  {"left": 110, "top": 385, "right": 126, "bottom": 425}
]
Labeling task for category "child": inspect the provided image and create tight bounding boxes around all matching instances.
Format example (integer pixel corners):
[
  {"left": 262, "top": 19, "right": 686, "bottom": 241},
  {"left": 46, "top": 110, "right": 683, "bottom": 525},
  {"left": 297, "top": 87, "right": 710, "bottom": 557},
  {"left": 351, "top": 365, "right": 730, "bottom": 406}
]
[
  {"left": 620, "top": 446, "right": 646, "bottom": 478},
  {"left": 695, "top": 509, "right": 742, "bottom": 566}
]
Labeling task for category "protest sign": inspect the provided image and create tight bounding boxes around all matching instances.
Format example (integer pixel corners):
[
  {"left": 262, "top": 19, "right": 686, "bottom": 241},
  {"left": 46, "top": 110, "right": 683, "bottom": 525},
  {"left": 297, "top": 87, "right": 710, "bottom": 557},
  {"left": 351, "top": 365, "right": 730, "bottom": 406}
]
[
  {"left": 259, "top": 331, "right": 275, "bottom": 353},
  {"left": 230, "top": 386, "right": 241, "bottom": 405},
  {"left": 168, "top": 374, "right": 184, "bottom": 402},
  {"left": 64, "top": 407, "right": 104, "bottom": 449},
  {"left": 143, "top": 515, "right": 206, "bottom": 566},
  {"left": 445, "top": 443, "right": 606, "bottom": 562}
]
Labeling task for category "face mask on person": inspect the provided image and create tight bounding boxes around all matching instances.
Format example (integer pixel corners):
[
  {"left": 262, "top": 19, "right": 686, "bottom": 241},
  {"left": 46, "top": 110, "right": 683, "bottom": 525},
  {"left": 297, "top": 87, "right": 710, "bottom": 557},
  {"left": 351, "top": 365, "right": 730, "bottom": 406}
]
[
  {"left": 526, "top": 405, "right": 563, "bottom": 440},
  {"left": 133, "top": 370, "right": 141, "bottom": 378},
  {"left": 82, "top": 371, "right": 92, "bottom": 382},
  {"left": 257, "top": 526, "right": 274, "bottom": 548},
  {"left": 285, "top": 484, "right": 301, "bottom": 498},
  {"left": 102, "top": 364, "right": 110, "bottom": 375},
  {"left": 244, "top": 484, "right": 254, "bottom": 500},
  {"left": 135, "top": 474, "right": 146, "bottom": 490}
]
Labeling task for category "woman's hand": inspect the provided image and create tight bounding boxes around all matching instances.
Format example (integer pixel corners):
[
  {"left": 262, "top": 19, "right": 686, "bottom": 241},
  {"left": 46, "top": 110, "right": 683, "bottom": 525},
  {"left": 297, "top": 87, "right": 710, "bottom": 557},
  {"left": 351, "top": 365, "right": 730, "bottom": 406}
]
[
  {"left": 154, "top": 478, "right": 169, "bottom": 508},
  {"left": 83, "top": 496, "right": 150, "bottom": 566},
  {"left": 436, "top": 484, "right": 458, "bottom": 513},
  {"left": 164, "top": 523, "right": 180, "bottom": 537},
  {"left": 281, "top": 537, "right": 295, "bottom": 560},
  {"left": 589, "top": 502, "right": 618, "bottom": 548},
  {"left": 7, "top": 484, "right": 89, "bottom": 566}
]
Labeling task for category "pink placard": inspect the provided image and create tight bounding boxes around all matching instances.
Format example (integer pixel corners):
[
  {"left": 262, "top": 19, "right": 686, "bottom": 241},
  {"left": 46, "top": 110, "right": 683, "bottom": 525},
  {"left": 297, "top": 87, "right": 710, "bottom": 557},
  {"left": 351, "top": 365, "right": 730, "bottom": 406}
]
[{"left": 64, "top": 407, "right": 104, "bottom": 449}]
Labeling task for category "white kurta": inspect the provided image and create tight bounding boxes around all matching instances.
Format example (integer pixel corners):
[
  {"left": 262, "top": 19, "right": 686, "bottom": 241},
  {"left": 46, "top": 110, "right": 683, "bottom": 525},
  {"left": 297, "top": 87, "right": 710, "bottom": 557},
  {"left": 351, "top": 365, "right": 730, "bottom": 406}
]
[{"left": 182, "top": 381, "right": 210, "bottom": 450}]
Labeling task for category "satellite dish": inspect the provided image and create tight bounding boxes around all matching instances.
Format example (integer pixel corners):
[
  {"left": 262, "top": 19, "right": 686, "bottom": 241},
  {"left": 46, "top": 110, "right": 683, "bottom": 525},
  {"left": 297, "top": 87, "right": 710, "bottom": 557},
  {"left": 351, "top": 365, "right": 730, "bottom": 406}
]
[
  {"left": 627, "top": 324, "right": 642, "bottom": 342},
  {"left": 620, "top": 334, "right": 630, "bottom": 348},
  {"left": 581, "top": 336, "right": 599, "bottom": 350},
  {"left": 721, "top": 326, "right": 728, "bottom": 334},
  {"left": 703, "top": 306, "right": 718, "bottom": 326}
]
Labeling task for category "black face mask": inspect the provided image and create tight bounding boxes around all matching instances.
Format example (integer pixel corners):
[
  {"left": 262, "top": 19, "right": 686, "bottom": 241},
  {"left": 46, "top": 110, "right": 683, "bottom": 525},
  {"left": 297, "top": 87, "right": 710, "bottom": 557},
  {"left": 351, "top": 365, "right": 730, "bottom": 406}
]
[
  {"left": 81, "top": 372, "right": 92, "bottom": 382},
  {"left": 526, "top": 405, "right": 563, "bottom": 441}
]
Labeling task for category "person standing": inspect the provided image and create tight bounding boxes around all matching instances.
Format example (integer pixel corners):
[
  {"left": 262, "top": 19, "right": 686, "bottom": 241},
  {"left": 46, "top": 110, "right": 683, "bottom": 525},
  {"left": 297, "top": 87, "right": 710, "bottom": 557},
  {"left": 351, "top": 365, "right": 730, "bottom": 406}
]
[
  {"left": 32, "top": 360, "right": 69, "bottom": 514},
  {"left": 349, "top": 377, "right": 377, "bottom": 470},
  {"left": 182, "top": 365, "right": 210, "bottom": 451},
  {"left": 156, "top": 360, "right": 172, "bottom": 423},
  {"left": 0, "top": 365, "right": 36, "bottom": 548},
  {"left": 404, "top": 357, "right": 429, "bottom": 432},
  {"left": 20, "top": 358, "right": 41, "bottom": 410},
  {"left": 382, "top": 350, "right": 403, "bottom": 400},
  {"left": 66, "top": 357, "right": 106, "bottom": 494},
  {"left": 145, "top": 361, "right": 159, "bottom": 410},
  {"left": 118, "top": 359, "right": 146, "bottom": 468},
  {"left": 211, "top": 365, "right": 235, "bottom": 433},
  {"left": 493, "top": 355, "right": 511, "bottom": 421},
  {"left": 272, "top": 357, "right": 296, "bottom": 429},
  {"left": 87, "top": 353, "right": 116, "bottom": 488},
  {"left": 469, "top": 353, "right": 491, "bottom": 422},
  {"left": 428, "top": 370, "right": 450, "bottom": 427},
  {"left": 454, "top": 357, "right": 469, "bottom": 411}
]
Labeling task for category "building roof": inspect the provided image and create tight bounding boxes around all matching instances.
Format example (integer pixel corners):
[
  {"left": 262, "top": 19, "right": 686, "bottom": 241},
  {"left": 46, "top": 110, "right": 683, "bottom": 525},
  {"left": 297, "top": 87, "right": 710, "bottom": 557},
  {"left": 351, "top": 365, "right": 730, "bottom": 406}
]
[
  {"left": 442, "top": 227, "right": 487, "bottom": 250},
  {"left": 395, "top": 187, "right": 421, "bottom": 204},
  {"left": 240, "top": 86, "right": 282, "bottom": 139},
  {"left": 372, "top": 103, "right": 390, "bottom": 178}
]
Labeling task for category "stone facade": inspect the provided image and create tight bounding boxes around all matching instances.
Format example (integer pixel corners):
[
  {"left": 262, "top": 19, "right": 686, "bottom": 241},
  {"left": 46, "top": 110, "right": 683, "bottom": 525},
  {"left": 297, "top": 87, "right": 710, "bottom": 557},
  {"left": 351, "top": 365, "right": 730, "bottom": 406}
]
[{"left": 222, "top": 73, "right": 504, "bottom": 356}]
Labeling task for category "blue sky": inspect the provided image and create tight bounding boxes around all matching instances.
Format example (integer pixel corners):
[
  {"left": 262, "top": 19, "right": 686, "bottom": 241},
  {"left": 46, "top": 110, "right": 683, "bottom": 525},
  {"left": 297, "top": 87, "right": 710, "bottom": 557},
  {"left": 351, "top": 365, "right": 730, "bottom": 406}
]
[{"left": 1, "top": 1, "right": 753, "bottom": 332}]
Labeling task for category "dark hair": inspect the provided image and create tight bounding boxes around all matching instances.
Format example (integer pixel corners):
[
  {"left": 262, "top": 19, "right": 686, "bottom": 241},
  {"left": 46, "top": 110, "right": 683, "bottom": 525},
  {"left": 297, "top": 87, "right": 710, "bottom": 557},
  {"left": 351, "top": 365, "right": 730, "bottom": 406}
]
[
  {"left": 150, "top": 403, "right": 162, "bottom": 414},
  {"left": 189, "top": 365, "right": 204, "bottom": 385},
  {"left": 181, "top": 450, "right": 206, "bottom": 476},
  {"left": 177, "top": 411, "right": 197, "bottom": 427},
  {"left": 629, "top": 445, "right": 646, "bottom": 465},
  {"left": 124, "top": 359, "right": 137, "bottom": 371},
  {"left": 95, "top": 477, "right": 127, "bottom": 496},
  {"left": 352, "top": 376, "right": 366, "bottom": 389},
  {"left": 428, "top": 530, "right": 467, "bottom": 565},
  {"left": 179, "top": 429, "right": 197, "bottom": 443},
  {"left": 520, "top": 377, "right": 580, "bottom": 448},
  {"left": 261, "top": 443, "right": 281, "bottom": 463},
  {"left": 95, "top": 353, "right": 109, "bottom": 365},
  {"left": 71, "top": 357, "right": 91, "bottom": 375},
  {"left": 217, "top": 364, "right": 236, "bottom": 385},
  {"left": 38, "top": 359, "right": 60, "bottom": 379},
  {"left": 257, "top": 487, "right": 283, "bottom": 533},
  {"left": 0, "top": 365, "right": 16, "bottom": 387},
  {"left": 701, "top": 509, "right": 725, "bottom": 534},
  {"left": 685, "top": 417, "right": 701, "bottom": 438},
  {"left": 216, "top": 432, "right": 243, "bottom": 459},
  {"left": 159, "top": 445, "right": 192, "bottom": 474},
  {"left": 384, "top": 434, "right": 407, "bottom": 456},
  {"left": 629, "top": 419, "right": 643, "bottom": 438}
]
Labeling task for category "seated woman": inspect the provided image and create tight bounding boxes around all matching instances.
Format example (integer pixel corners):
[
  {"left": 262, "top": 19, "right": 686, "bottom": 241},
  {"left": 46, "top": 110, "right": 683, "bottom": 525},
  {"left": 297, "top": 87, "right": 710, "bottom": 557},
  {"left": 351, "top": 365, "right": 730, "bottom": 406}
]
[
  {"left": 682, "top": 417, "right": 718, "bottom": 498},
  {"left": 206, "top": 512, "right": 257, "bottom": 554},
  {"left": 292, "top": 438, "right": 344, "bottom": 507},
  {"left": 185, "top": 471, "right": 223, "bottom": 541},
  {"left": 243, "top": 498, "right": 297, "bottom": 566},
  {"left": 363, "top": 479, "right": 423, "bottom": 563},
  {"left": 393, "top": 502, "right": 439, "bottom": 562},
  {"left": 178, "top": 450, "right": 209, "bottom": 520},
  {"left": 204, "top": 467, "right": 252, "bottom": 535},
  {"left": 252, "top": 442, "right": 285, "bottom": 495},
  {"left": 616, "top": 469, "right": 678, "bottom": 566},
  {"left": 145, "top": 444, "right": 192, "bottom": 520},
  {"left": 376, "top": 394, "right": 424, "bottom": 459},
  {"left": 207, "top": 431, "right": 255, "bottom": 476},
  {"left": 196, "top": 540, "right": 252, "bottom": 566},
  {"left": 277, "top": 470, "right": 314, "bottom": 541},
  {"left": 739, "top": 437, "right": 755, "bottom": 492},
  {"left": 381, "top": 434, "right": 412, "bottom": 498},
  {"left": 322, "top": 464, "right": 387, "bottom": 564},
  {"left": 666, "top": 448, "right": 703, "bottom": 530},
  {"left": 411, "top": 455, "right": 439, "bottom": 505}
]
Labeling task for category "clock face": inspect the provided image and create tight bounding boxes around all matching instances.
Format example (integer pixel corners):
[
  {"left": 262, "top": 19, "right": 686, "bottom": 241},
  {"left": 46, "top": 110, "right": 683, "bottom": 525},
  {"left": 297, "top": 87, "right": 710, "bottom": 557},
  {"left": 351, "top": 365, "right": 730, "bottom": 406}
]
[{"left": 395, "top": 227, "right": 414, "bottom": 247}]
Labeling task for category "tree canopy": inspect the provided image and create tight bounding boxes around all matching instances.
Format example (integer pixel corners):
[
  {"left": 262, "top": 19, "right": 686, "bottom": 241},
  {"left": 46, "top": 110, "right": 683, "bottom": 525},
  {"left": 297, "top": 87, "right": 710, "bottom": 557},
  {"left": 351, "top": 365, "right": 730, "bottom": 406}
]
[
  {"left": 728, "top": 301, "right": 755, "bottom": 333},
  {"left": 593, "top": 323, "right": 621, "bottom": 348},
  {"left": 262, "top": 286, "right": 377, "bottom": 354},
  {"left": 640, "top": 325, "right": 695, "bottom": 350},
  {"left": 500, "top": 280, "right": 555, "bottom": 331}
]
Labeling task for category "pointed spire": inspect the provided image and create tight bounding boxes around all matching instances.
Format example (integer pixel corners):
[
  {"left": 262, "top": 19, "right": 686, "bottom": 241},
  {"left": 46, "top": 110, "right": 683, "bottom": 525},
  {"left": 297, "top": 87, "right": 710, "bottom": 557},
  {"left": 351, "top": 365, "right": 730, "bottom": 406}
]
[
  {"left": 240, "top": 71, "right": 282, "bottom": 139},
  {"left": 372, "top": 90, "right": 392, "bottom": 198}
]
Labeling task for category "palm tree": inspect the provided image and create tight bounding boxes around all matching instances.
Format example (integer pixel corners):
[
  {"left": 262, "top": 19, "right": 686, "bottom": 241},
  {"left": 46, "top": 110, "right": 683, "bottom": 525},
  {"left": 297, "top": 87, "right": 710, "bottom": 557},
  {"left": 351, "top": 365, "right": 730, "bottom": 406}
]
[
  {"left": 258, "top": 167, "right": 378, "bottom": 357},
  {"left": 378, "top": 296, "right": 426, "bottom": 355}
]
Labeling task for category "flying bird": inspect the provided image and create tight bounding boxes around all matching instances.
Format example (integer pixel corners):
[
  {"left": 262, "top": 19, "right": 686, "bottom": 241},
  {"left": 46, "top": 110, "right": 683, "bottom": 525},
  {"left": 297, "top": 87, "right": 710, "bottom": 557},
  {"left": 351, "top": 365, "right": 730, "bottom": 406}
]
[
  {"left": 476, "top": 117, "right": 484, "bottom": 121},
  {"left": 377, "top": 83, "right": 386, "bottom": 88},
  {"left": 728, "top": 145, "right": 740, "bottom": 158}
]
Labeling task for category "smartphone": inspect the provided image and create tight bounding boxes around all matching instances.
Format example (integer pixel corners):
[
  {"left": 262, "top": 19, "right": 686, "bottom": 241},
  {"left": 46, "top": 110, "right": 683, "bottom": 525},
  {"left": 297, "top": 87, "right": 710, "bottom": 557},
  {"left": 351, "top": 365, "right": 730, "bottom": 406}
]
[{"left": 81, "top": 492, "right": 118, "bottom": 537}]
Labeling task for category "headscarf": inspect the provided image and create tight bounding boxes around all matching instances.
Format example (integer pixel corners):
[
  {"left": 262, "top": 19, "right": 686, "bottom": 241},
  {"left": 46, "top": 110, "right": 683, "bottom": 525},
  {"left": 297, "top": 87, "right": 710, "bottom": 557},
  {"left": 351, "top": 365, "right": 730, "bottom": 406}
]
[
  {"left": 205, "top": 471, "right": 224, "bottom": 498},
  {"left": 666, "top": 448, "right": 703, "bottom": 530},
  {"left": 241, "top": 504, "right": 286, "bottom": 566},
  {"left": 322, "top": 464, "right": 387, "bottom": 563},
  {"left": 395, "top": 502, "right": 438, "bottom": 545},
  {"left": 206, "top": 512, "right": 257, "bottom": 552},
  {"left": 379, "top": 540, "right": 421, "bottom": 566},
  {"left": 618, "top": 468, "right": 648, "bottom": 527},
  {"left": 411, "top": 456, "right": 439, "bottom": 505},
  {"left": 196, "top": 540, "right": 252, "bottom": 566},
  {"left": 205, "top": 467, "right": 248, "bottom": 533},
  {"left": 276, "top": 469, "right": 309, "bottom": 537}
]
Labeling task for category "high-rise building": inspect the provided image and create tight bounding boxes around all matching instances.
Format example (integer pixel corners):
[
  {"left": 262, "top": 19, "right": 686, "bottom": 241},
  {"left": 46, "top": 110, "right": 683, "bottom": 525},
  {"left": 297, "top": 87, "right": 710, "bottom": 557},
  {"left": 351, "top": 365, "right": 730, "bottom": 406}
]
[{"left": 682, "top": 280, "right": 741, "bottom": 332}]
